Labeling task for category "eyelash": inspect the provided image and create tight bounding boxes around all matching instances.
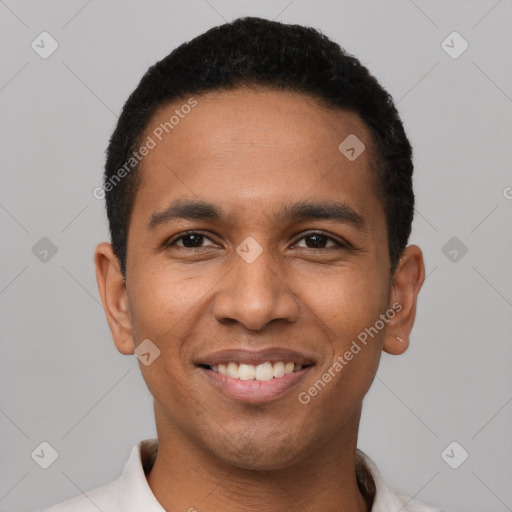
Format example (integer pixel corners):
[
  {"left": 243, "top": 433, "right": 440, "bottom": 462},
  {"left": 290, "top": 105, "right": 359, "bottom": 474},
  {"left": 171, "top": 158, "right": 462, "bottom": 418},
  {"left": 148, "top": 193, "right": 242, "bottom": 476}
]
[{"left": 165, "top": 230, "right": 349, "bottom": 251}]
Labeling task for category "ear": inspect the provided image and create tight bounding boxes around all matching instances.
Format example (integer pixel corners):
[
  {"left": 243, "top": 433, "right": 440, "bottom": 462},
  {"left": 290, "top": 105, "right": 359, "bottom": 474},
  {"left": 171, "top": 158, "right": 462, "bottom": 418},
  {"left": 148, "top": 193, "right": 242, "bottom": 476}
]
[
  {"left": 94, "top": 242, "right": 135, "bottom": 355},
  {"left": 382, "top": 245, "right": 425, "bottom": 355}
]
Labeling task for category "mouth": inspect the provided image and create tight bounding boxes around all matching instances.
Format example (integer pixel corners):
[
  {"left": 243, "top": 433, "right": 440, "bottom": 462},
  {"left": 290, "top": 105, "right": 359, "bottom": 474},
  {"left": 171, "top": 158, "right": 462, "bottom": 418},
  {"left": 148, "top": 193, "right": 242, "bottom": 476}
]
[
  {"left": 198, "top": 361, "right": 310, "bottom": 380},
  {"left": 194, "top": 348, "right": 315, "bottom": 403}
]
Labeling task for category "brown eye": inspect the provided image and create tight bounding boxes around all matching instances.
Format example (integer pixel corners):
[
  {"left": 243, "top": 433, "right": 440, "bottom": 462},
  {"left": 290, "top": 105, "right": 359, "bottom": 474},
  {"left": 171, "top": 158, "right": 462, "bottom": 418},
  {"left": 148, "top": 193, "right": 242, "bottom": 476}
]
[
  {"left": 294, "top": 232, "right": 346, "bottom": 249},
  {"left": 167, "top": 232, "right": 216, "bottom": 248}
]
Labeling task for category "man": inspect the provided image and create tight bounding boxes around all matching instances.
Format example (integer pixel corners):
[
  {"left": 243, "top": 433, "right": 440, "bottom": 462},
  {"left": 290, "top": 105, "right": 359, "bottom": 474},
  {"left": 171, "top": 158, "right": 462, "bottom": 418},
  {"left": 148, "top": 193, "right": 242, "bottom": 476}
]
[{"left": 41, "top": 16, "right": 445, "bottom": 512}]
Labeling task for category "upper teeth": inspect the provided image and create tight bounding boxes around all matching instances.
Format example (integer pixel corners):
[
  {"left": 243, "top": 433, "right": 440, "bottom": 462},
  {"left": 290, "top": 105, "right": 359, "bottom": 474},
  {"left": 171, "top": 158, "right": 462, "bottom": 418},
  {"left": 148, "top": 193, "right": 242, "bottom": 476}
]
[{"left": 211, "top": 361, "right": 302, "bottom": 380}]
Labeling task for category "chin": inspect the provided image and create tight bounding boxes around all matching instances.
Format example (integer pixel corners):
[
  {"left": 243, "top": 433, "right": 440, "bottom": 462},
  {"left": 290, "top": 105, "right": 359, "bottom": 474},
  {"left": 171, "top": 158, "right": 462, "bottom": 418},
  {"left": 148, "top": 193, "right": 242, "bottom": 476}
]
[{"left": 206, "top": 430, "right": 308, "bottom": 471}]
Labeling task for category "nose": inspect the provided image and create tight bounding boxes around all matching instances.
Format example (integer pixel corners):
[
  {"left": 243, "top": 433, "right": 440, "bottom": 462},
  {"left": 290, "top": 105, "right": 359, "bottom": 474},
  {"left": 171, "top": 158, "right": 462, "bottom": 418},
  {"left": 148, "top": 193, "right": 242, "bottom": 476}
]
[{"left": 212, "top": 243, "right": 300, "bottom": 331}]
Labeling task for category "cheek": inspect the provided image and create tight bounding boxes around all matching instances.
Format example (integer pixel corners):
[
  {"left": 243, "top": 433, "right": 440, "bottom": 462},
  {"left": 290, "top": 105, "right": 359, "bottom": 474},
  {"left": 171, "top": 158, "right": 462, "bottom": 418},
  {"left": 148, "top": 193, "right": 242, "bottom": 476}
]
[
  {"left": 322, "top": 272, "right": 388, "bottom": 398},
  {"left": 127, "top": 268, "right": 208, "bottom": 383},
  {"left": 138, "top": 361, "right": 196, "bottom": 429},
  {"left": 301, "top": 265, "right": 389, "bottom": 343},
  {"left": 128, "top": 264, "right": 209, "bottom": 340}
]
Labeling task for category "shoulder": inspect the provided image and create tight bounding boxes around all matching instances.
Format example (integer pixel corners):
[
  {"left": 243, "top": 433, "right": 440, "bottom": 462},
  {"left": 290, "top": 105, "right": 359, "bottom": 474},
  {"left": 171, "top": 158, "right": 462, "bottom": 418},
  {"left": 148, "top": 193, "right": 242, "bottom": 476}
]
[
  {"left": 355, "top": 449, "right": 447, "bottom": 512},
  {"left": 384, "top": 485, "right": 445, "bottom": 511},
  {"left": 36, "top": 439, "right": 159, "bottom": 512},
  {"left": 38, "top": 477, "right": 121, "bottom": 512}
]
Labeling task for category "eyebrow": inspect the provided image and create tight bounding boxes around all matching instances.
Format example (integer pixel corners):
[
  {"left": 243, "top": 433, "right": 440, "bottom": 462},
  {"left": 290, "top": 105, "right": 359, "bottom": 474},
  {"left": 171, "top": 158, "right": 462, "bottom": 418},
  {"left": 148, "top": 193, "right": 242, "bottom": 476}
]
[{"left": 147, "top": 199, "right": 367, "bottom": 231}]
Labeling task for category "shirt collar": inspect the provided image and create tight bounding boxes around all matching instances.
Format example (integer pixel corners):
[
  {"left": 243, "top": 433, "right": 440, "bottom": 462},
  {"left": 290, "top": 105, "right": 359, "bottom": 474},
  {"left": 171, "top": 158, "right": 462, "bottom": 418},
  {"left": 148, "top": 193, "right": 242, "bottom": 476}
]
[
  {"left": 117, "top": 438, "right": 398, "bottom": 511},
  {"left": 117, "top": 438, "right": 165, "bottom": 511}
]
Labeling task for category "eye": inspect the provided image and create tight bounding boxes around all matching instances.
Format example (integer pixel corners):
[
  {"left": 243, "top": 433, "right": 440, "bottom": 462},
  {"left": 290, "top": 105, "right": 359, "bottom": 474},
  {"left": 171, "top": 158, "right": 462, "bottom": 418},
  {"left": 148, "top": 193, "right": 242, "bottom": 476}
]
[
  {"left": 165, "top": 231, "right": 350, "bottom": 251},
  {"left": 293, "top": 231, "right": 347, "bottom": 250},
  {"left": 166, "top": 231, "right": 217, "bottom": 248}
]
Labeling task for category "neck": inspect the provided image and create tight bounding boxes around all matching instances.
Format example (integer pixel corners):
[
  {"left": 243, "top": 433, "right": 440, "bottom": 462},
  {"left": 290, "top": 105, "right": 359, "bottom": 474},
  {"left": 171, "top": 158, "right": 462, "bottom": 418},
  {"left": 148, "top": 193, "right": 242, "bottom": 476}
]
[{"left": 146, "top": 407, "right": 370, "bottom": 512}]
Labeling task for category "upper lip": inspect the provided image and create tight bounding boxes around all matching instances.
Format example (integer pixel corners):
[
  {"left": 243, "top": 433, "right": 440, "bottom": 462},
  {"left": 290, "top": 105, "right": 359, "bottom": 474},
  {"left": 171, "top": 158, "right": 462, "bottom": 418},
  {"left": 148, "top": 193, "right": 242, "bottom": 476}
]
[{"left": 195, "top": 348, "right": 315, "bottom": 367}]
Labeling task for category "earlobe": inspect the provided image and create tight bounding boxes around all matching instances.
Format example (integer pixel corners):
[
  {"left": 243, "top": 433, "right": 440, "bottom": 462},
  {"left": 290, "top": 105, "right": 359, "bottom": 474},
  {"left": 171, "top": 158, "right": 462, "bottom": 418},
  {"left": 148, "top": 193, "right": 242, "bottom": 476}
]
[
  {"left": 383, "top": 335, "right": 410, "bottom": 355},
  {"left": 94, "top": 242, "right": 135, "bottom": 355},
  {"left": 382, "top": 245, "right": 425, "bottom": 356}
]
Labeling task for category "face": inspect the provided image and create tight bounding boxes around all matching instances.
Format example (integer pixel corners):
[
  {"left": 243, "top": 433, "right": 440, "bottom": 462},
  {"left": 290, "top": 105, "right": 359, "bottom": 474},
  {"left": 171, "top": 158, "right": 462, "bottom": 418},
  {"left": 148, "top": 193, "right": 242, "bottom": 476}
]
[{"left": 96, "top": 87, "right": 423, "bottom": 471}]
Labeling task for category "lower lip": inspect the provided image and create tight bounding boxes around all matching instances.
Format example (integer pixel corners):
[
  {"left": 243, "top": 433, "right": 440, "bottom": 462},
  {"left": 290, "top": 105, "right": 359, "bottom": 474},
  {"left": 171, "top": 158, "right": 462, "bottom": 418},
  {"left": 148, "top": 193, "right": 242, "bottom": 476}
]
[{"left": 197, "top": 366, "right": 313, "bottom": 404}]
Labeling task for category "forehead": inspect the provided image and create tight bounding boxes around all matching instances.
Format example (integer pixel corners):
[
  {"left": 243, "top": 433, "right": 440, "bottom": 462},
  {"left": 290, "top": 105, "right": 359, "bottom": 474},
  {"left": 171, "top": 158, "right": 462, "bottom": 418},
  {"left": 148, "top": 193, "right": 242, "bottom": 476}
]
[
  {"left": 132, "top": 88, "right": 383, "bottom": 231},
  {"left": 143, "top": 87, "right": 373, "bottom": 165}
]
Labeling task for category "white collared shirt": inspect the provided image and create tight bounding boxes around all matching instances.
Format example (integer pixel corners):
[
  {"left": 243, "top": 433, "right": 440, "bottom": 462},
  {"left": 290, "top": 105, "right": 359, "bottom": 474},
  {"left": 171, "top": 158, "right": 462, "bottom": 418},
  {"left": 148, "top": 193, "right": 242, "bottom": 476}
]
[{"left": 39, "top": 438, "right": 445, "bottom": 511}]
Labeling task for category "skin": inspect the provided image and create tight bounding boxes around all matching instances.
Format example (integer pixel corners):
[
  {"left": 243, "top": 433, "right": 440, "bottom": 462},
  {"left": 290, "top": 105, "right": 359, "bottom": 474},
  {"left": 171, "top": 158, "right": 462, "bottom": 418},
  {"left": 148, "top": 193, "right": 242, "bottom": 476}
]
[{"left": 95, "top": 87, "right": 425, "bottom": 512}]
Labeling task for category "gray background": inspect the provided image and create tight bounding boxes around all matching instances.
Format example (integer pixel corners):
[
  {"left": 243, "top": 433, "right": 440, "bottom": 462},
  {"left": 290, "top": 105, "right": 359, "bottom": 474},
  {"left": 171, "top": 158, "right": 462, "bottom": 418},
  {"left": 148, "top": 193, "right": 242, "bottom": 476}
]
[{"left": 1, "top": 1, "right": 511, "bottom": 511}]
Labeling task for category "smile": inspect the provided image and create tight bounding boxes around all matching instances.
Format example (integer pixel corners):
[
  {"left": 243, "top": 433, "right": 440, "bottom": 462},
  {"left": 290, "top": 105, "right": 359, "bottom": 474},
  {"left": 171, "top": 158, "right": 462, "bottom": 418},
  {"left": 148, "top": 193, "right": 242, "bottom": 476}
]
[
  {"left": 209, "top": 361, "right": 304, "bottom": 381},
  {"left": 197, "top": 363, "right": 314, "bottom": 404},
  {"left": 194, "top": 348, "right": 315, "bottom": 403}
]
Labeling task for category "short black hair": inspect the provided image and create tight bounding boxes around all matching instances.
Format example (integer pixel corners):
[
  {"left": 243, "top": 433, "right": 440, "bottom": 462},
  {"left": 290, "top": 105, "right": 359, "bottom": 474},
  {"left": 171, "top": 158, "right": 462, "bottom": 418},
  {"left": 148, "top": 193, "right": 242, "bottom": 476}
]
[{"left": 104, "top": 16, "right": 414, "bottom": 278}]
